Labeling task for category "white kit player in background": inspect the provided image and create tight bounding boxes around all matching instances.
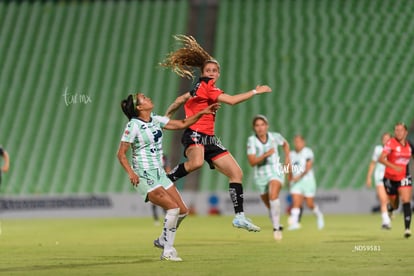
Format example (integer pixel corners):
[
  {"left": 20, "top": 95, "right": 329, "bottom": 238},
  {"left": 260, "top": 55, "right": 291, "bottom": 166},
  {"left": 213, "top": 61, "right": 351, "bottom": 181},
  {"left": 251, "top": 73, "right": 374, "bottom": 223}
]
[
  {"left": 365, "top": 133, "right": 392, "bottom": 229},
  {"left": 288, "top": 135, "right": 324, "bottom": 231},
  {"left": 247, "top": 114, "right": 290, "bottom": 241}
]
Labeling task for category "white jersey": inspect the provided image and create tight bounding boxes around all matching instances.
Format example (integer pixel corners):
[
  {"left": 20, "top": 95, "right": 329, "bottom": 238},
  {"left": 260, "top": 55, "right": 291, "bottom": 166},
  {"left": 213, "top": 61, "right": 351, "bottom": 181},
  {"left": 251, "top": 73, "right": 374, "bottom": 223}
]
[
  {"left": 120, "top": 114, "right": 169, "bottom": 174},
  {"left": 247, "top": 132, "right": 286, "bottom": 178},
  {"left": 372, "top": 145, "right": 385, "bottom": 183},
  {"left": 289, "top": 147, "right": 315, "bottom": 182}
]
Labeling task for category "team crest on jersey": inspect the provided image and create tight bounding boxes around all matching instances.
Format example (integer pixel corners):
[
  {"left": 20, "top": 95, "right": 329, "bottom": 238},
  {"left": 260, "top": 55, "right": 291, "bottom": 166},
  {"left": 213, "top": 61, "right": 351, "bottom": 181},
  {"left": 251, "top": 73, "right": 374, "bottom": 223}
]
[
  {"left": 396, "top": 146, "right": 401, "bottom": 152},
  {"left": 124, "top": 130, "right": 130, "bottom": 135},
  {"left": 190, "top": 131, "right": 201, "bottom": 143}
]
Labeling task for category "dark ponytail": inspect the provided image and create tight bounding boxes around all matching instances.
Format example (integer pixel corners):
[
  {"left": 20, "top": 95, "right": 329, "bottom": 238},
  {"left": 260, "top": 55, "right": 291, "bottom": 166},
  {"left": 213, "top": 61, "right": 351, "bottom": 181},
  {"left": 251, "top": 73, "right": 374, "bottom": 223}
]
[{"left": 121, "top": 94, "right": 138, "bottom": 120}]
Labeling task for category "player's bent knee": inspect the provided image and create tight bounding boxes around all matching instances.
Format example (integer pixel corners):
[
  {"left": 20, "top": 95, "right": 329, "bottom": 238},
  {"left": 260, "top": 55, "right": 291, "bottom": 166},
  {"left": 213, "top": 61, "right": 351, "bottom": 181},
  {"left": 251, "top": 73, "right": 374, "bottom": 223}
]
[
  {"left": 179, "top": 206, "right": 188, "bottom": 214},
  {"left": 187, "top": 159, "right": 204, "bottom": 171},
  {"left": 166, "top": 207, "right": 180, "bottom": 216}
]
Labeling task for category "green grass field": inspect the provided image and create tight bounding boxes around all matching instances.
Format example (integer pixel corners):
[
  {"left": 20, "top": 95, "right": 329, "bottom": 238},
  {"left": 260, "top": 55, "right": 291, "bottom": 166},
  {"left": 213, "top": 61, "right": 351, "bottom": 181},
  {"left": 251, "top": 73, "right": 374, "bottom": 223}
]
[{"left": 0, "top": 214, "right": 413, "bottom": 275}]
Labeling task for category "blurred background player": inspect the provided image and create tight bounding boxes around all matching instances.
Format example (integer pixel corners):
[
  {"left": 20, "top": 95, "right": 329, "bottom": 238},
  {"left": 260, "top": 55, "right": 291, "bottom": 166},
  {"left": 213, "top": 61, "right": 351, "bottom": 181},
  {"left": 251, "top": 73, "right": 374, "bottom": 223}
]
[
  {"left": 365, "top": 132, "right": 392, "bottom": 229},
  {"left": 117, "top": 93, "right": 218, "bottom": 261},
  {"left": 287, "top": 135, "right": 324, "bottom": 231},
  {"left": 151, "top": 155, "right": 171, "bottom": 226},
  {"left": 379, "top": 122, "right": 412, "bottom": 238},
  {"left": 0, "top": 145, "right": 10, "bottom": 188},
  {"left": 247, "top": 115, "right": 290, "bottom": 240},
  {"left": 161, "top": 35, "right": 272, "bottom": 232},
  {"left": 0, "top": 145, "right": 9, "bottom": 234}
]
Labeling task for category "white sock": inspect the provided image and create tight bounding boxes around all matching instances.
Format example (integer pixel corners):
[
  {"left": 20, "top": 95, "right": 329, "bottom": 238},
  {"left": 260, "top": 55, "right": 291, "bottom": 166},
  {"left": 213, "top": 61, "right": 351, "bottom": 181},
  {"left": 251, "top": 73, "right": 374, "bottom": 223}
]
[
  {"left": 313, "top": 205, "right": 323, "bottom": 217},
  {"left": 269, "top": 199, "right": 281, "bottom": 230},
  {"left": 381, "top": 211, "right": 391, "bottom": 225},
  {"left": 290, "top": 207, "right": 301, "bottom": 225},
  {"left": 160, "top": 208, "right": 179, "bottom": 251},
  {"left": 176, "top": 213, "right": 188, "bottom": 229}
]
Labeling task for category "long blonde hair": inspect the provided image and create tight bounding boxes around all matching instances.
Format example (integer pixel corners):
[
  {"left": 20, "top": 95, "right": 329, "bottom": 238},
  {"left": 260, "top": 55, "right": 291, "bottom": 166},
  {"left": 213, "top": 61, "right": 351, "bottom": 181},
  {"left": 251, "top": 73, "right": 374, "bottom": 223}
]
[{"left": 160, "top": 35, "right": 219, "bottom": 79}]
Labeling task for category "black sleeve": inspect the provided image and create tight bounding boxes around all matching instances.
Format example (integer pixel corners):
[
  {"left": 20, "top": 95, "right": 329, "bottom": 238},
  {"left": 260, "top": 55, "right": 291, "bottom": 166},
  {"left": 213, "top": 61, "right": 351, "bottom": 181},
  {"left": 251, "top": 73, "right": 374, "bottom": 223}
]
[
  {"left": 0, "top": 146, "right": 4, "bottom": 156},
  {"left": 189, "top": 77, "right": 212, "bottom": 96},
  {"left": 189, "top": 81, "right": 201, "bottom": 97}
]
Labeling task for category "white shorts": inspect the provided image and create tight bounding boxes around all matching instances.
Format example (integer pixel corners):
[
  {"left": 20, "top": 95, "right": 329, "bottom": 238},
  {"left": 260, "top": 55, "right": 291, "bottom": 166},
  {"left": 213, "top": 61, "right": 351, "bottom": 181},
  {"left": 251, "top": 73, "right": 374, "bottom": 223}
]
[
  {"left": 134, "top": 168, "right": 173, "bottom": 202},
  {"left": 254, "top": 172, "right": 284, "bottom": 194},
  {"left": 374, "top": 170, "right": 385, "bottom": 187},
  {"left": 290, "top": 178, "right": 316, "bottom": 197}
]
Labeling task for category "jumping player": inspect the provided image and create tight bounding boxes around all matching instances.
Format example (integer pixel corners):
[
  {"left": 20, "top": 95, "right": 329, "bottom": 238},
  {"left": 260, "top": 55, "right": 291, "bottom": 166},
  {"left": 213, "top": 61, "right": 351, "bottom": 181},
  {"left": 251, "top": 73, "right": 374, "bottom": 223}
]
[
  {"left": 117, "top": 93, "right": 218, "bottom": 261},
  {"left": 247, "top": 115, "right": 290, "bottom": 240},
  {"left": 378, "top": 122, "right": 412, "bottom": 238},
  {"left": 161, "top": 35, "right": 272, "bottom": 232}
]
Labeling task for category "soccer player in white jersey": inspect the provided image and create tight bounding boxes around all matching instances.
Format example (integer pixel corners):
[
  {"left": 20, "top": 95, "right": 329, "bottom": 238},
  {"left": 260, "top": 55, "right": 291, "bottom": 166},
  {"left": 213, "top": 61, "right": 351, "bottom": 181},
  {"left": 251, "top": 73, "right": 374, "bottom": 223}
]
[
  {"left": 288, "top": 135, "right": 324, "bottom": 230},
  {"left": 117, "top": 93, "right": 218, "bottom": 261},
  {"left": 247, "top": 115, "right": 290, "bottom": 240},
  {"left": 365, "top": 132, "right": 392, "bottom": 229}
]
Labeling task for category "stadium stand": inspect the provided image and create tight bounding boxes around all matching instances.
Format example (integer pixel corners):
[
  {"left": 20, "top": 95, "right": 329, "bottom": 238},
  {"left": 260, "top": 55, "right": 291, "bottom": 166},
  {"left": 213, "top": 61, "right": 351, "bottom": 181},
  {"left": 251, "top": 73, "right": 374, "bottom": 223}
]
[
  {"left": 0, "top": 0, "right": 413, "bottom": 195},
  {"left": 0, "top": 0, "right": 189, "bottom": 194},
  {"left": 200, "top": 0, "right": 414, "bottom": 191}
]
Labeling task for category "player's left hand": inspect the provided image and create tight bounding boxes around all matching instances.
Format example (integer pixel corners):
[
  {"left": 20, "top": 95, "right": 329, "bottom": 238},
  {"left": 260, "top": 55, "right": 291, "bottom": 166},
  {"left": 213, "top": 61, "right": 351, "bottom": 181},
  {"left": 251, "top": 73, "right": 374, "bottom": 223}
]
[
  {"left": 255, "top": 85, "right": 272, "bottom": 94},
  {"left": 203, "top": 103, "right": 221, "bottom": 114}
]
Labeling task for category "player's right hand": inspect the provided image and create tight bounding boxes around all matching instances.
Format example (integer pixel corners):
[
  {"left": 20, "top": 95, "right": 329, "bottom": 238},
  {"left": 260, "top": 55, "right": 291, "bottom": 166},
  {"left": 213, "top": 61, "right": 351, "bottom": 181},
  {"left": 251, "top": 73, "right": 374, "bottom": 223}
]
[
  {"left": 129, "top": 172, "right": 139, "bottom": 186},
  {"left": 255, "top": 85, "right": 272, "bottom": 94}
]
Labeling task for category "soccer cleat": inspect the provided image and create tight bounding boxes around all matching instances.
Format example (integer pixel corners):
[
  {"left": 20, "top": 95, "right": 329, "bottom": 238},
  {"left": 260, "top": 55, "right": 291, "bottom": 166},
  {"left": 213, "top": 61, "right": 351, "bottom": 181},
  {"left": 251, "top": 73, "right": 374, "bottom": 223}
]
[
  {"left": 160, "top": 248, "right": 182, "bottom": 262},
  {"left": 232, "top": 214, "right": 261, "bottom": 232},
  {"left": 404, "top": 229, "right": 411, "bottom": 239},
  {"left": 273, "top": 229, "right": 282, "bottom": 241},
  {"left": 160, "top": 254, "right": 183, "bottom": 262},
  {"left": 153, "top": 238, "right": 164, "bottom": 249},
  {"left": 381, "top": 224, "right": 391, "bottom": 230},
  {"left": 317, "top": 215, "right": 325, "bottom": 230},
  {"left": 287, "top": 223, "right": 301, "bottom": 231}
]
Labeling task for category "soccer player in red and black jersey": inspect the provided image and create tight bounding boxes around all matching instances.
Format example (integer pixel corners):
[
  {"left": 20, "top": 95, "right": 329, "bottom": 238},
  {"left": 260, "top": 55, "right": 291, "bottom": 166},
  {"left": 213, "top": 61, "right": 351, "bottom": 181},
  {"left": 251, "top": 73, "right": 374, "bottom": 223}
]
[
  {"left": 161, "top": 35, "right": 271, "bottom": 232},
  {"left": 379, "top": 123, "right": 412, "bottom": 238}
]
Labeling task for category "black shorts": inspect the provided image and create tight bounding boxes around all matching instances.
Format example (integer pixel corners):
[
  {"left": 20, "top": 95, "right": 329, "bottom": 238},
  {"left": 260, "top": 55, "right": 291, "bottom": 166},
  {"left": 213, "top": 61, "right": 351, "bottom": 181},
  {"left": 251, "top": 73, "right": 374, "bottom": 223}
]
[
  {"left": 181, "top": 128, "right": 228, "bottom": 169},
  {"left": 383, "top": 176, "right": 412, "bottom": 196}
]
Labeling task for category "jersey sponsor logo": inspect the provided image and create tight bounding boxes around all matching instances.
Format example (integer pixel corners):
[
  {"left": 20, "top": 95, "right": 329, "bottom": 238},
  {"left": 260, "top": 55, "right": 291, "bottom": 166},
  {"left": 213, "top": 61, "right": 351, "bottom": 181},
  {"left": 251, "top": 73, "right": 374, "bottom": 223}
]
[
  {"left": 150, "top": 146, "right": 161, "bottom": 154},
  {"left": 152, "top": 130, "right": 162, "bottom": 142}
]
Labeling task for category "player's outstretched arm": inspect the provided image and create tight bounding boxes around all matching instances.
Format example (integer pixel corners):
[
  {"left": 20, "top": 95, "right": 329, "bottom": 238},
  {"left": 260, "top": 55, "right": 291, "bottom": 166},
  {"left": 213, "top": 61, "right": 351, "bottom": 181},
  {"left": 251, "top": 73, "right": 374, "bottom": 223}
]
[
  {"left": 217, "top": 85, "right": 271, "bottom": 106},
  {"left": 164, "top": 92, "right": 191, "bottom": 118},
  {"left": 164, "top": 103, "right": 220, "bottom": 130}
]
